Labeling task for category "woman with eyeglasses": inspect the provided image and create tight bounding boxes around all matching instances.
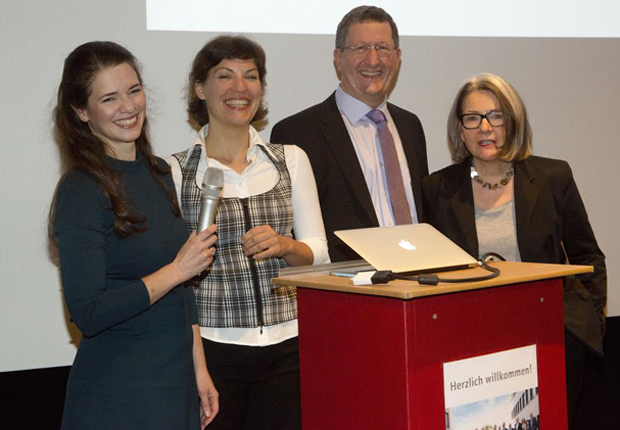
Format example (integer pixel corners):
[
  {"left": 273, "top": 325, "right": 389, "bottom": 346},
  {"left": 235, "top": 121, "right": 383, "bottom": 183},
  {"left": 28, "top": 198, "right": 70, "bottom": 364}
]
[{"left": 423, "top": 73, "right": 606, "bottom": 429}]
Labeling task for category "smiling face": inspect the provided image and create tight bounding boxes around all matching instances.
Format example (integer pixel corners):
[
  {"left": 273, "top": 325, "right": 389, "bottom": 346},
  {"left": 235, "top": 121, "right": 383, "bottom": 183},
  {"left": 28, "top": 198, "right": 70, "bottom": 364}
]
[
  {"left": 195, "top": 58, "right": 262, "bottom": 129},
  {"left": 460, "top": 90, "right": 506, "bottom": 164},
  {"left": 334, "top": 21, "right": 401, "bottom": 108},
  {"left": 74, "top": 63, "right": 145, "bottom": 156}
]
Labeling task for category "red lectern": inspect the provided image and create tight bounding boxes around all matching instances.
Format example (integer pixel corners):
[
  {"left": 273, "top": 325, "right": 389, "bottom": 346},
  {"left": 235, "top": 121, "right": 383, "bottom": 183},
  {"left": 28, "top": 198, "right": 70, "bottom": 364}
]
[{"left": 273, "top": 261, "right": 591, "bottom": 430}]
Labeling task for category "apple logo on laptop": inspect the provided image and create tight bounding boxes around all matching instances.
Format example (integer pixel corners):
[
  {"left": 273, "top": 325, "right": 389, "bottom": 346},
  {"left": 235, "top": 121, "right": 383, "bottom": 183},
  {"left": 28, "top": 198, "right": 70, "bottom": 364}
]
[{"left": 398, "top": 239, "right": 416, "bottom": 251}]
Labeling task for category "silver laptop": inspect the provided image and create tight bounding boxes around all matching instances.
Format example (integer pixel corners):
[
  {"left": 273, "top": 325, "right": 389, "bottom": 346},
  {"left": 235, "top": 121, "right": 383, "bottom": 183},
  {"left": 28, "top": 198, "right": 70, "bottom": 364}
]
[{"left": 334, "top": 223, "right": 478, "bottom": 274}]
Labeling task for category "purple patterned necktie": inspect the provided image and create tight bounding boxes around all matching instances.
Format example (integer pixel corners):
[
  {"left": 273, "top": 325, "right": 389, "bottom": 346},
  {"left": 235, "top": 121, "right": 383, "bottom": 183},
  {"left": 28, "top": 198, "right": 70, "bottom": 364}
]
[{"left": 366, "top": 109, "right": 413, "bottom": 225}]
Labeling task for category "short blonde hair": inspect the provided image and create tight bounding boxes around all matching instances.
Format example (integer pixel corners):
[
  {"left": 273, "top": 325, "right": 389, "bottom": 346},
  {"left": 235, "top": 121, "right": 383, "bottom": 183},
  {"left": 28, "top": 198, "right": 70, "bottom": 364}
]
[{"left": 447, "top": 73, "right": 532, "bottom": 163}]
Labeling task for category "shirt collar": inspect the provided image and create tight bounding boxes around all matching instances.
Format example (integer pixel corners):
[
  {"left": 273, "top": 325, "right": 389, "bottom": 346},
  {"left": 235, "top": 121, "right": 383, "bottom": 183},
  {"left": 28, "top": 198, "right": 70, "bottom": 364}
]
[
  {"left": 335, "top": 85, "right": 389, "bottom": 125},
  {"left": 193, "top": 124, "right": 275, "bottom": 165}
]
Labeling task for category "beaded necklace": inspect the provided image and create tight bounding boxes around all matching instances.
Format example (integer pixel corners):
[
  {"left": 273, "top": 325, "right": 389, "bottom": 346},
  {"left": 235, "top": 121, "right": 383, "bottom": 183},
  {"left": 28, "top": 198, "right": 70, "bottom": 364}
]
[{"left": 470, "top": 162, "right": 514, "bottom": 190}]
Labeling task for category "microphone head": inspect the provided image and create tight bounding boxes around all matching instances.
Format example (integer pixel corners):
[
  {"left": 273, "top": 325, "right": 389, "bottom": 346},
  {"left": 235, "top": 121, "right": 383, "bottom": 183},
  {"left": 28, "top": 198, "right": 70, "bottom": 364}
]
[{"left": 201, "top": 167, "right": 224, "bottom": 198}]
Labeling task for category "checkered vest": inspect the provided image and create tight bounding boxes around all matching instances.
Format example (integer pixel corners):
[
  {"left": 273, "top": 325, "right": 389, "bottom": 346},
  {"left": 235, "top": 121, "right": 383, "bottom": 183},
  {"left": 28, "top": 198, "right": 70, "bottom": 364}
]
[{"left": 172, "top": 144, "right": 296, "bottom": 328}]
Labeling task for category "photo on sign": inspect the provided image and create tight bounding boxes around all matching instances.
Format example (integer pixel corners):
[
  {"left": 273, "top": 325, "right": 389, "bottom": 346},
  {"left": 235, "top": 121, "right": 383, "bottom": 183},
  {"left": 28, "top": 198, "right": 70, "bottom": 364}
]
[{"left": 445, "top": 389, "right": 540, "bottom": 430}]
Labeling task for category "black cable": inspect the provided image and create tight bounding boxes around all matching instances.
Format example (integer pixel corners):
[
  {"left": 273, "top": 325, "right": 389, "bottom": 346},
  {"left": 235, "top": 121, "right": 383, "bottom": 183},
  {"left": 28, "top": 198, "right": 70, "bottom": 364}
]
[
  {"left": 480, "top": 252, "right": 506, "bottom": 262},
  {"left": 371, "top": 252, "right": 506, "bottom": 286}
]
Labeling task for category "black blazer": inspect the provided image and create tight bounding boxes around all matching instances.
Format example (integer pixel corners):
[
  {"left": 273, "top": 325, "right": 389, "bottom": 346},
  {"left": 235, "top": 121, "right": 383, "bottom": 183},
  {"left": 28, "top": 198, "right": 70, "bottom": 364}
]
[
  {"left": 423, "top": 156, "right": 607, "bottom": 355},
  {"left": 271, "top": 92, "right": 428, "bottom": 262}
]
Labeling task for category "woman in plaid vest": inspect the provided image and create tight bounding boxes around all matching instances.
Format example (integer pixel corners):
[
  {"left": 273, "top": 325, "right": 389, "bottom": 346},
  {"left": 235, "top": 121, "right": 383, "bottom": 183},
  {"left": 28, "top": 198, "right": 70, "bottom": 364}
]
[{"left": 166, "top": 36, "right": 329, "bottom": 430}]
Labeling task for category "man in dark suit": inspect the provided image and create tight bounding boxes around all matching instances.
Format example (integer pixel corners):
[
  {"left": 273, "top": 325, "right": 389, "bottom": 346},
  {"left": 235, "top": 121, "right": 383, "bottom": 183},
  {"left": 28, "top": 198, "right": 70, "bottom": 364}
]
[
  {"left": 514, "top": 418, "right": 523, "bottom": 430},
  {"left": 271, "top": 5, "right": 428, "bottom": 262}
]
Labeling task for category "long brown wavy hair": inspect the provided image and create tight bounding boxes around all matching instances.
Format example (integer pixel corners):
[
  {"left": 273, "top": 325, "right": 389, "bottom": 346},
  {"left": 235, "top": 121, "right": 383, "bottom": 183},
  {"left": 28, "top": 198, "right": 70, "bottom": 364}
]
[{"left": 52, "top": 41, "right": 179, "bottom": 238}]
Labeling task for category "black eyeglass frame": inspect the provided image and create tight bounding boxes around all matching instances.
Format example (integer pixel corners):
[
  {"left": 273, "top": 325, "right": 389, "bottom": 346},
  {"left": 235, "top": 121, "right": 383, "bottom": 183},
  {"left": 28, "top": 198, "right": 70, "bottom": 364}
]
[{"left": 459, "top": 111, "right": 505, "bottom": 130}]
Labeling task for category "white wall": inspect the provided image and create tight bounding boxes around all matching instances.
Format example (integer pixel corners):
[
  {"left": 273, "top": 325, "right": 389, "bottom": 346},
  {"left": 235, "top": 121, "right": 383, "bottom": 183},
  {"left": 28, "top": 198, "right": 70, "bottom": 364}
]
[
  {"left": 146, "top": 0, "right": 620, "bottom": 38},
  {"left": 1, "top": 1, "right": 618, "bottom": 372}
]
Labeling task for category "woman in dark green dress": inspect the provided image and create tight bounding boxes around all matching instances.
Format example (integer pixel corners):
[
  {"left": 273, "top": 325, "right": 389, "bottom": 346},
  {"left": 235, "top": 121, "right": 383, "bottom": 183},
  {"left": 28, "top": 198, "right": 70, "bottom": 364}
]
[{"left": 52, "top": 41, "right": 219, "bottom": 429}]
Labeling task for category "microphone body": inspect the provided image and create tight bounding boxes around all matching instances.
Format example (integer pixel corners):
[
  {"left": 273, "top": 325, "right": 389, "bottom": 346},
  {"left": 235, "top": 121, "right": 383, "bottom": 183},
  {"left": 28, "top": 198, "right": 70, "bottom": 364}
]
[{"left": 197, "top": 167, "right": 224, "bottom": 233}]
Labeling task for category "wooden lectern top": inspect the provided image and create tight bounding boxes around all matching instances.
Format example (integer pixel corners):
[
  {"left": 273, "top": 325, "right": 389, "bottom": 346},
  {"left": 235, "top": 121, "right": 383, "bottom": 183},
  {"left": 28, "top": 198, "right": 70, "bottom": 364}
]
[{"left": 272, "top": 261, "right": 592, "bottom": 300}]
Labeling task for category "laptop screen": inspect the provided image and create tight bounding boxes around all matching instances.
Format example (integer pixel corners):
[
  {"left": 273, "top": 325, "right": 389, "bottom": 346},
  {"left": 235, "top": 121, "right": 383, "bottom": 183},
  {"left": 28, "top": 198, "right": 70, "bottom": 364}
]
[{"left": 334, "top": 223, "right": 477, "bottom": 274}]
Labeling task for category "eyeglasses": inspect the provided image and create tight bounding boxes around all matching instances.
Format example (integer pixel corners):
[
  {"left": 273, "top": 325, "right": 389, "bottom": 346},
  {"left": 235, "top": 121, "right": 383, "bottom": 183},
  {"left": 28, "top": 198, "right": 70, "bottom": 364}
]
[
  {"left": 460, "top": 111, "right": 505, "bottom": 130},
  {"left": 342, "top": 45, "right": 395, "bottom": 58}
]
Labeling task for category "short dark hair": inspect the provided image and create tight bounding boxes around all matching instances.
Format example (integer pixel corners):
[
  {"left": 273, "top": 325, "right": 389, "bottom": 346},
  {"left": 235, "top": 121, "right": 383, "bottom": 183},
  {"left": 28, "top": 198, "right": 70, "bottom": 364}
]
[
  {"left": 335, "top": 5, "right": 399, "bottom": 49},
  {"left": 187, "top": 35, "right": 268, "bottom": 129},
  {"left": 447, "top": 73, "right": 533, "bottom": 163}
]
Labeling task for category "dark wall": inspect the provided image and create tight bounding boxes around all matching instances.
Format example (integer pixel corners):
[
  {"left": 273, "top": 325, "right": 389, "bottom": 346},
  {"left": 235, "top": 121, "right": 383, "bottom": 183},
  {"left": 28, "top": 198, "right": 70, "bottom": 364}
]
[{"left": 0, "top": 366, "right": 70, "bottom": 429}]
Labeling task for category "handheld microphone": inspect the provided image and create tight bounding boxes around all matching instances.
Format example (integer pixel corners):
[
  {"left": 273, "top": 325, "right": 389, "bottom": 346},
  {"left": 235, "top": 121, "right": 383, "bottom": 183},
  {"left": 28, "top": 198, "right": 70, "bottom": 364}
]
[{"left": 197, "top": 167, "right": 224, "bottom": 233}]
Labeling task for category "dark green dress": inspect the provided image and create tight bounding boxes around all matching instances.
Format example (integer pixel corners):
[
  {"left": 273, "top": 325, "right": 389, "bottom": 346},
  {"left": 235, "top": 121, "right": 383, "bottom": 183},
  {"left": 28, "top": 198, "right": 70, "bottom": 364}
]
[{"left": 54, "top": 155, "right": 200, "bottom": 429}]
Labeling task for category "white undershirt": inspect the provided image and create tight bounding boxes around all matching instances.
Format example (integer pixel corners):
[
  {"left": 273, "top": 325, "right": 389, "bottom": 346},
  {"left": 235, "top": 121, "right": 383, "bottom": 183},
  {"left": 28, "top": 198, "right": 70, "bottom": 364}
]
[
  {"left": 165, "top": 125, "right": 329, "bottom": 346},
  {"left": 335, "top": 86, "right": 419, "bottom": 226}
]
